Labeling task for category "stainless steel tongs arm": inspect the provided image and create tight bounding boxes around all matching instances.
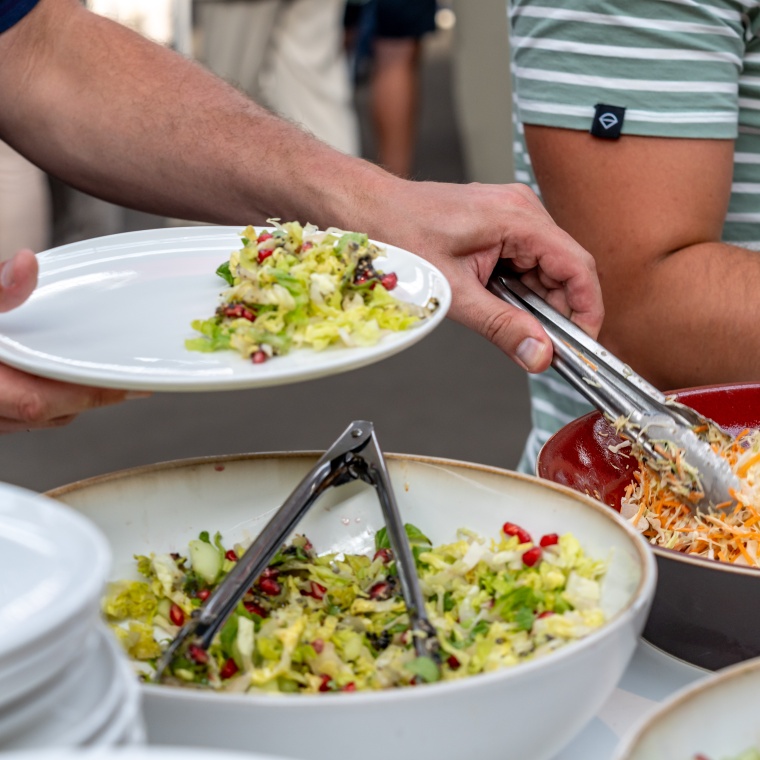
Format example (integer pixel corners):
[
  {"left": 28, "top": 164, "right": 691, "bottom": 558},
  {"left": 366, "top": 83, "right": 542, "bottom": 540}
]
[
  {"left": 486, "top": 269, "right": 740, "bottom": 509},
  {"left": 154, "top": 420, "right": 439, "bottom": 682},
  {"left": 350, "top": 426, "right": 440, "bottom": 660}
]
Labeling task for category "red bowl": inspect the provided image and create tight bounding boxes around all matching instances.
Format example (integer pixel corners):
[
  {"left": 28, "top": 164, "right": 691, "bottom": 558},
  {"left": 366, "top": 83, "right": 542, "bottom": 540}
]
[{"left": 537, "top": 382, "right": 760, "bottom": 670}]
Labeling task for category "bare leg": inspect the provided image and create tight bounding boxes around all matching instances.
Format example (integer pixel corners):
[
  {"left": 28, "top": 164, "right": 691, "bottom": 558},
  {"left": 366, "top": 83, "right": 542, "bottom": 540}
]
[{"left": 371, "top": 37, "right": 422, "bottom": 178}]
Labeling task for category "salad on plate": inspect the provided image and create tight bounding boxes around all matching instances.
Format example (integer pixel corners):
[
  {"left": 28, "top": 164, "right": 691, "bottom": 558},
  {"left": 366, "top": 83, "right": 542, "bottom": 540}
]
[{"left": 186, "top": 221, "right": 437, "bottom": 363}]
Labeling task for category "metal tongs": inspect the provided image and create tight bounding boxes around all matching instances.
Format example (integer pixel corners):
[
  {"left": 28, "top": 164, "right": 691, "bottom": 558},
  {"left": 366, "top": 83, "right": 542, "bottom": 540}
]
[
  {"left": 153, "top": 420, "right": 440, "bottom": 682},
  {"left": 487, "top": 268, "right": 740, "bottom": 511}
]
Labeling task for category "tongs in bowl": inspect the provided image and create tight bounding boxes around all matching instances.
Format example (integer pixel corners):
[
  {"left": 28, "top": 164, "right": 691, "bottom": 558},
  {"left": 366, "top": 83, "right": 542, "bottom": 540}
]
[
  {"left": 153, "top": 420, "right": 440, "bottom": 682},
  {"left": 487, "top": 268, "right": 740, "bottom": 511}
]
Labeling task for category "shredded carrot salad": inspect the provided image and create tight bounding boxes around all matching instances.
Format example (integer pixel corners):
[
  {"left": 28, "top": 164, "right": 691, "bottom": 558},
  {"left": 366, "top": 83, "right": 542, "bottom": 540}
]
[{"left": 620, "top": 426, "right": 760, "bottom": 566}]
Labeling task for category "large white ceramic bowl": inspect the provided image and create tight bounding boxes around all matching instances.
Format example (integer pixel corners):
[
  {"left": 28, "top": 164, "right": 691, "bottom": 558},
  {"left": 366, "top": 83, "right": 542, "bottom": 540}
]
[
  {"left": 613, "top": 656, "right": 760, "bottom": 760},
  {"left": 48, "top": 453, "right": 657, "bottom": 760}
]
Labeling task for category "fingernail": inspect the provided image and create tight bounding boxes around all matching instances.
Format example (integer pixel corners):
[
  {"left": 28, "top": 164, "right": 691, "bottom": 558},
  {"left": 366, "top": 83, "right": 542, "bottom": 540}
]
[
  {"left": 516, "top": 337, "right": 545, "bottom": 371},
  {"left": 1, "top": 257, "right": 16, "bottom": 289},
  {"left": 125, "top": 391, "right": 153, "bottom": 400}
]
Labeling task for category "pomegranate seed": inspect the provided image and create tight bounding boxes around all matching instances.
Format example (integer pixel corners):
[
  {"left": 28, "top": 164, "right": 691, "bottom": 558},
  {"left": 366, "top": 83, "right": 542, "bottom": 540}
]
[
  {"left": 373, "top": 548, "right": 392, "bottom": 563},
  {"left": 312, "top": 639, "right": 324, "bottom": 654},
  {"left": 369, "top": 581, "right": 391, "bottom": 600},
  {"left": 301, "top": 242, "right": 313, "bottom": 252},
  {"left": 258, "top": 249, "right": 273, "bottom": 264},
  {"left": 537, "top": 611, "right": 554, "bottom": 619},
  {"left": 342, "top": 682, "right": 356, "bottom": 692},
  {"left": 522, "top": 547, "right": 542, "bottom": 567},
  {"left": 446, "top": 655, "right": 461, "bottom": 670},
  {"left": 502, "top": 522, "right": 533, "bottom": 545},
  {"left": 379, "top": 273, "right": 398, "bottom": 290},
  {"left": 303, "top": 540, "right": 313, "bottom": 552},
  {"left": 169, "top": 603, "right": 185, "bottom": 627},
  {"left": 540, "top": 533, "right": 559, "bottom": 548},
  {"left": 259, "top": 578, "right": 281, "bottom": 596},
  {"left": 308, "top": 581, "right": 327, "bottom": 600},
  {"left": 221, "top": 304, "right": 255, "bottom": 321},
  {"left": 318, "top": 674, "right": 332, "bottom": 692},
  {"left": 354, "top": 274, "right": 369, "bottom": 285},
  {"left": 257, "top": 232, "right": 274, "bottom": 244},
  {"left": 252, "top": 350, "right": 267, "bottom": 364},
  {"left": 196, "top": 589, "right": 211, "bottom": 602},
  {"left": 220, "top": 657, "right": 239, "bottom": 679},
  {"left": 188, "top": 644, "right": 208, "bottom": 664},
  {"left": 243, "top": 600, "right": 267, "bottom": 618},
  {"left": 225, "top": 549, "right": 238, "bottom": 561}
]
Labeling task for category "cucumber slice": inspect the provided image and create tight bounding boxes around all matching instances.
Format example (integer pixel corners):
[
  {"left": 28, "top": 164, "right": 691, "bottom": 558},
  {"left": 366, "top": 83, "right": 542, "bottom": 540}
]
[{"left": 189, "top": 539, "right": 222, "bottom": 584}]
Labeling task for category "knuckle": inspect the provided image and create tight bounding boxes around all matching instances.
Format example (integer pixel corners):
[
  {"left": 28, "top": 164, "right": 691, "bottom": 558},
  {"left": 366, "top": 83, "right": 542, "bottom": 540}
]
[
  {"left": 481, "top": 307, "right": 518, "bottom": 346},
  {"left": 15, "top": 390, "right": 51, "bottom": 425}
]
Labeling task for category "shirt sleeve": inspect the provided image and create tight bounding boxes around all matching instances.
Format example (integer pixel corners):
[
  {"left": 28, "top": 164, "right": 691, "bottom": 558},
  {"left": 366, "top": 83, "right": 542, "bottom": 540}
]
[{"left": 0, "top": 0, "right": 40, "bottom": 34}]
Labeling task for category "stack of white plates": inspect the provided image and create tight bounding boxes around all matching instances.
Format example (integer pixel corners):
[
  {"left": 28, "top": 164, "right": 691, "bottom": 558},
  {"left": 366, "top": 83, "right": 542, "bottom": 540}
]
[{"left": 0, "top": 482, "right": 144, "bottom": 748}]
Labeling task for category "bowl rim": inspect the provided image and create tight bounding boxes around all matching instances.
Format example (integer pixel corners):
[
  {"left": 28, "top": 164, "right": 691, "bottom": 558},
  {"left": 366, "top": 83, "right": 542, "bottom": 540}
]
[
  {"left": 46, "top": 451, "right": 657, "bottom": 706},
  {"left": 612, "top": 654, "right": 760, "bottom": 759}
]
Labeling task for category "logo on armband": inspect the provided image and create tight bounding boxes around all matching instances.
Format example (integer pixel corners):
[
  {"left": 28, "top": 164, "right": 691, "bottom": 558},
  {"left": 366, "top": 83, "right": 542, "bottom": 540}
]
[{"left": 591, "top": 104, "right": 626, "bottom": 139}]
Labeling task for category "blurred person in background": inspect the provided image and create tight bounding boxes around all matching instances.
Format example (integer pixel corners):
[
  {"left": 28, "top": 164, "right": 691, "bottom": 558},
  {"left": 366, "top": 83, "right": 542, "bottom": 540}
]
[
  {"left": 345, "top": 0, "right": 438, "bottom": 177},
  {"left": 196, "top": 0, "right": 359, "bottom": 155},
  {"left": 0, "top": 142, "right": 50, "bottom": 261},
  {"left": 509, "top": 0, "right": 760, "bottom": 472},
  {"left": 0, "top": 0, "right": 602, "bottom": 434}
]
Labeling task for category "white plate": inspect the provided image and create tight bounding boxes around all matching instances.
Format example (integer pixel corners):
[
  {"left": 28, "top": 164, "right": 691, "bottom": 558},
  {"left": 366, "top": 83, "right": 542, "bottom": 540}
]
[
  {"left": 0, "top": 749, "right": 297, "bottom": 760},
  {"left": 0, "top": 484, "right": 110, "bottom": 710},
  {"left": 4, "top": 625, "right": 128, "bottom": 749},
  {"left": 87, "top": 629, "right": 145, "bottom": 748},
  {"left": 0, "top": 227, "right": 451, "bottom": 392},
  {"left": 0, "top": 629, "right": 100, "bottom": 744}
]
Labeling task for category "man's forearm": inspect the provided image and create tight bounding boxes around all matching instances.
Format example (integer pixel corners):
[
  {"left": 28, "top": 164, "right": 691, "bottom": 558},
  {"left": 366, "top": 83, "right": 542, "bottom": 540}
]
[
  {"left": 0, "top": 0, "right": 395, "bottom": 229},
  {"left": 599, "top": 240, "right": 760, "bottom": 391}
]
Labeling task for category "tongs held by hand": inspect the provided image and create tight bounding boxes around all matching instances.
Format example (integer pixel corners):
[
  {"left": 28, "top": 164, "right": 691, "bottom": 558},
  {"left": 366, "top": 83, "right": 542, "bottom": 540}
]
[
  {"left": 154, "top": 420, "right": 440, "bottom": 682},
  {"left": 487, "top": 268, "right": 740, "bottom": 510}
]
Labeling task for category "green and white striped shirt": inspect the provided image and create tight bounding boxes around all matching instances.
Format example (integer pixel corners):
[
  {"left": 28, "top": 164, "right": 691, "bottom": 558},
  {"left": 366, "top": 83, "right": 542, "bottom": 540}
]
[{"left": 510, "top": 0, "right": 760, "bottom": 473}]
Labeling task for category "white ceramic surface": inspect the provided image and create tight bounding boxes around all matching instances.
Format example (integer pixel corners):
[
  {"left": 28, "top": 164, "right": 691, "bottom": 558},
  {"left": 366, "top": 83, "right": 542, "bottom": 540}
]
[
  {"left": 0, "top": 608, "right": 96, "bottom": 713},
  {"left": 0, "top": 749, "right": 296, "bottom": 760},
  {"left": 49, "top": 452, "right": 657, "bottom": 760},
  {"left": 553, "top": 641, "right": 707, "bottom": 759},
  {"left": 0, "top": 628, "right": 101, "bottom": 744},
  {"left": 0, "top": 227, "right": 451, "bottom": 392},
  {"left": 613, "top": 655, "right": 760, "bottom": 760},
  {"left": 0, "top": 483, "right": 111, "bottom": 711},
  {"left": 3, "top": 625, "right": 133, "bottom": 749}
]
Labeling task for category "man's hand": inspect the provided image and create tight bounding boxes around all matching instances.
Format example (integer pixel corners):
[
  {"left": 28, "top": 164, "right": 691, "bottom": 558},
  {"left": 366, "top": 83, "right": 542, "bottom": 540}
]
[
  {"left": 0, "top": 1, "right": 602, "bottom": 379},
  {"left": 0, "top": 249, "right": 148, "bottom": 433},
  {"left": 359, "top": 180, "right": 604, "bottom": 373},
  {"left": 0, "top": 249, "right": 38, "bottom": 312}
]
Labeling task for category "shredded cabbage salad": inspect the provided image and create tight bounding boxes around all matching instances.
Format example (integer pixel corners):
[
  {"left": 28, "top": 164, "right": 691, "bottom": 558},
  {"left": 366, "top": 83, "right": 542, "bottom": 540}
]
[
  {"left": 185, "top": 221, "right": 435, "bottom": 362},
  {"left": 696, "top": 751, "right": 760, "bottom": 760},
  {"left": 103, "top": 522, "right": 607, "bottom": 693},
  {"left": 620, "top": 423, "right": 760, "bottom": 566}
]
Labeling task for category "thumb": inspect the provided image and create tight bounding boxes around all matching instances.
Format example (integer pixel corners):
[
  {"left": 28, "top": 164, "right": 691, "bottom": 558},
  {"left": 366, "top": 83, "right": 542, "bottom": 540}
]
[
  {"left": 0, "top": 250, "right": 38, "bottom": 313},
  {"left": 454, "top": 282, "right": 553, "bottom": 373}
]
